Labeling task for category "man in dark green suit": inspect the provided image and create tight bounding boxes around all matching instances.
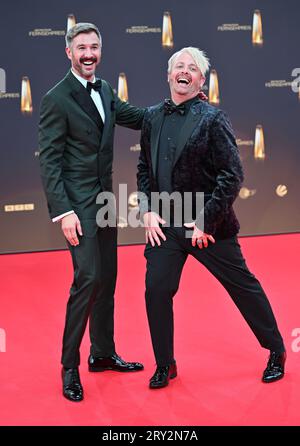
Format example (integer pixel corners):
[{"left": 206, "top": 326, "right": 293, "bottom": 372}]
[{"left": 39, "top": 23, "right": 144, "bottom": 402}]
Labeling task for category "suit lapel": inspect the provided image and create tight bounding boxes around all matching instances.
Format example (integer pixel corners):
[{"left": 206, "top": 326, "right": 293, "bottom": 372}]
[
  {"left": 99, "top": 81, "right": 113, "bottom": 150},
  {"left": 66, "top": 71, "right": 103, "bottom": 130},
  {"left": 173, "top": 99, "right": 204, "bottom": 167},
  {"left": 150, "top": 105, "right": 164, "bottom": 177}
]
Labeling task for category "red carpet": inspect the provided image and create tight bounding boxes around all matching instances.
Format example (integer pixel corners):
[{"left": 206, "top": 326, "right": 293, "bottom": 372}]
[{"left": 0, "top": 234, "right": 299, "bottom": 426}]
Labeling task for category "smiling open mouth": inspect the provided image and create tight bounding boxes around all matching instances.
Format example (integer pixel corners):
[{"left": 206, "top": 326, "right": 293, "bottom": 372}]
[
  {"left": 80, "top": 57, "right": 97, "bottom": 66},
  {"left": 176, "top": 74, "right": 192, "bottom": 85},
  {"left": 177, "top": 78, "right": 189, "bottom": 84}
]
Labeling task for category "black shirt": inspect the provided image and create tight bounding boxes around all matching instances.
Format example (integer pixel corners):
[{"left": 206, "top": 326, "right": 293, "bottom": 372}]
[
  {"left": 157, "top": 95, "right": 199, "bottom": 194},
  {"left": 156, "top": 95, "right": 199, "bottom": 224}
]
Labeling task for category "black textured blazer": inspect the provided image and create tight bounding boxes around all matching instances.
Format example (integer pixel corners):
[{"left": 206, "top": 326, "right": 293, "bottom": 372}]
[{"left": 137, "top": 98, "right": 244, "bottom": 239}]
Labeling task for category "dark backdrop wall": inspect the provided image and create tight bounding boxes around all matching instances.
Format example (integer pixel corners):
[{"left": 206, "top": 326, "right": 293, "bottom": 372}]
[{"left": 0, "top": 0, "right": 299, "bottom": 253}]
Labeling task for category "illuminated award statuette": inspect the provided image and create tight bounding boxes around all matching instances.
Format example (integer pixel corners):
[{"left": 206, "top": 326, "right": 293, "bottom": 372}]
[
  {"left": 0, "top": 68, "right": 6, "bottom": 93},
  {"left": 21, "top": 76, "right": 33, "bottom": 115},
  {"left": 254, "top": 125, "right": 265, "bottom": 160},
  {"left": 67, "top": 14, "right": 76, "bottom": 31},
  {"left": 162, "top": 11, "right": 173, "bottom": 48},
  {"left": 252, "top": 10, "right": 263, "bottom": 46},
  {"left": 118, "top": 73, "right": 128, "bottom": 102},
  {"left": 209, "top": 69, "right": 220, "bottom": 105}
]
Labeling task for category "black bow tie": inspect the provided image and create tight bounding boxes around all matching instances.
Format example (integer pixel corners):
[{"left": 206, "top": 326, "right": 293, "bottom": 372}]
[
  {"left": 86, "top": 79, "right": 102, "bottom": 94},
  {"left": 164, "top": 99, "right": 186, "bottom": 116}
]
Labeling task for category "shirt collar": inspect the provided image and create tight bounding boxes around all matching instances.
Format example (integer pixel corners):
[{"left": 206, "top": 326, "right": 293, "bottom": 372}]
[
  {"left": 175, "top": 94, "right": 199, "bottom": 111},
  {"left": 71, "top": 69, "right": 95, "bottom": 88}
]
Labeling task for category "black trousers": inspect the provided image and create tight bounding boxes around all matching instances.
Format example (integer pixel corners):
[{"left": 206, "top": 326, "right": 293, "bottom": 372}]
[
  {"left": 61, "top": 225, "right": 117, "bottom": 368},
  {"left": 144, "top": 226, "right": 285, "bottom": 367}
]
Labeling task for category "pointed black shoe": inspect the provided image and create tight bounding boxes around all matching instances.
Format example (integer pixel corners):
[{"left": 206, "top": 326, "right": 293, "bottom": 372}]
[
  {"left": 88, "top": 353, "right": 144, "bottom": 372},
  {"left": 262, "top": 351, "right": 286, "bottom": 383},
  {"left": 62, "top": 367, "right": 83, "bottom": 402},
  {"left": 149, "top": 363, "right": 177, "bottom": 389}
]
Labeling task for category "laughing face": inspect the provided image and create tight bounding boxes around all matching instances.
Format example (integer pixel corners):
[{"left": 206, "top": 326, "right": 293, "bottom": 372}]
[
  {"left": 168, "top": 52, "right": 205, "bottom": 104},
  {"left": 66, "top": 31, "right": 101, "bottom": 81}
]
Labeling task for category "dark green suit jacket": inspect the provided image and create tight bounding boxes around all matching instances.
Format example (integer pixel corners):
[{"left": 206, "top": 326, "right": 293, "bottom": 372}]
[{"left": 39, "top": 70, "right": 144, "bottom": 231}]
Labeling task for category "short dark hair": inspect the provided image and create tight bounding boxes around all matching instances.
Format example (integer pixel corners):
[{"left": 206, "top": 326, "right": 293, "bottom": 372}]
[{"left": 65, "top": 22, "right": 102, "bottom": 48}]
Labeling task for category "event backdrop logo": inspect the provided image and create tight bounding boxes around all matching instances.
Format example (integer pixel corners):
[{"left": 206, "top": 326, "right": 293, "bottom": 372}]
[
  {"left": 254, "top": 125, "right": 265, "bottom": 160},
  {"left": 252, "top": 10, "right": 263, "bottom": 46},
  {"left": 4, "top": 204, "right": 35, "bottom": 212},
  {"left": 239, "top": 187, "right": 257, "bottom": 199},
  {"left": 209, "top": 69, "right": 220, "bottom": 105},
  {"left": 21, "top": 76, "right": 33, "bottom": 115},
  {"left": 162, "top": 11, "right": 173, "bottom": 48},
  {"left": 276, "top": 185, "right": 288, "bottom": 197},
  {"left": 118, "top": 73, "right": 128, "bottom": 102},
  {"left": 67, "top": 14, "right": 76, "bottom": 31}
]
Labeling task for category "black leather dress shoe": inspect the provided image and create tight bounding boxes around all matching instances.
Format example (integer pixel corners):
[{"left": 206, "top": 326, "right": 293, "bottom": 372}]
[
  {"left": 262, "top": 351, "right": 286, "bottom": 383},
  {"left": 88, "top": 353, "right": 144, "bottom": 372},
  {"left": 62, "top": 367, "right": 83, "bottom": 402},
  {"left": 149, "top": 363, "right": 177, "bottom": 389}
]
